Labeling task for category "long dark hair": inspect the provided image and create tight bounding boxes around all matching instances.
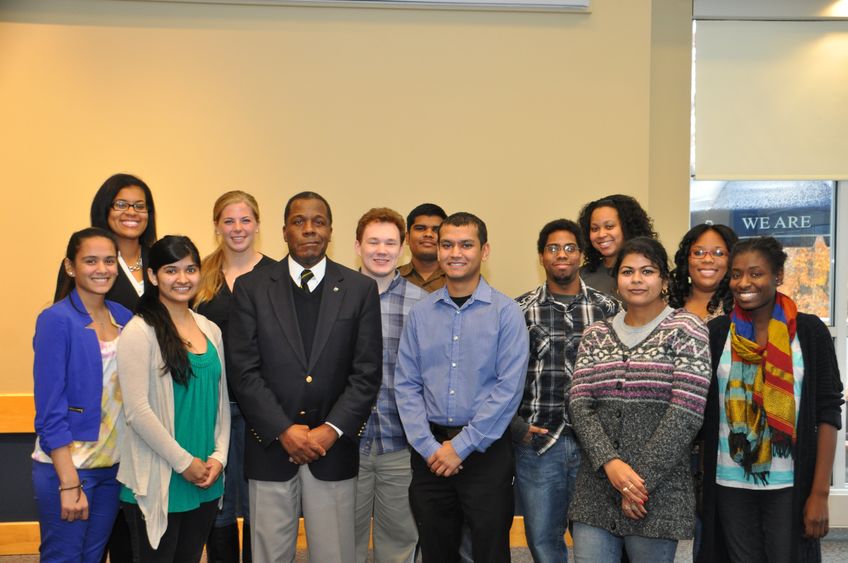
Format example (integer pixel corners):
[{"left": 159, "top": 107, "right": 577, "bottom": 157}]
[
  {"left": 54, "top": 174, "right": 157, "bottom": 303},
  {"left": 668, "top": 223, "right": 738, "bottom": 315},
  {"left": 90, "top": 173, "right": 158, "bottom": 247},
  {"left": 136, "top": 235, "right": 201, "bottom": 386},
  {"left": 578, "top": 194, "right": 657, "bottom": 272},
  {"left": 55, "top": 227, "right": 119, "bottom": 304}
]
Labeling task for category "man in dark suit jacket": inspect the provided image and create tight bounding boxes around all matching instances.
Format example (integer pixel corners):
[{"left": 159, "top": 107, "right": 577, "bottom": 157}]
[{"left": 228, "top": 192, "right": 382, "bottom": 563}]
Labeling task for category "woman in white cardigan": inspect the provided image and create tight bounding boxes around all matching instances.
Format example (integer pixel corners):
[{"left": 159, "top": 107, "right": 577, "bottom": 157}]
[{"left": 117, "top": 235, "right": 230, "bottom": 562}]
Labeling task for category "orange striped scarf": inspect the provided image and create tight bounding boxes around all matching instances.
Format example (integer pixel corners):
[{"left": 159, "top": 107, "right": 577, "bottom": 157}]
[{"left": 726, "top": 292, "right": 797, "bottom": 482}]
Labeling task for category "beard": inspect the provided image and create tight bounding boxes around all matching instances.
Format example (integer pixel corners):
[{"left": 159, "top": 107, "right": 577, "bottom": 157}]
[
  {"left": 549, "top": 270, "right": 578, "bottom": 287},
  {"left": 415, "top": 249, "right": 438, "bottom": 262}
]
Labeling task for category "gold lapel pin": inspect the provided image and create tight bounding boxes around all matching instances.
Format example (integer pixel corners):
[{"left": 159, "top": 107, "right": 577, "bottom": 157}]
[{"left": 333, "top": 286, "right": 339, "bottom": 292}]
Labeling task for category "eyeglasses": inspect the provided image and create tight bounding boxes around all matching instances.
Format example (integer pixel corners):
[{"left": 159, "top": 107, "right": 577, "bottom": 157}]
[
  {"left": 544, "top": 243, "right": 579, "bottom": 255},
  {"left": 111, "top": 200, "right": 148, "bottom": 213},
  {"left": 690, "top": 248, "right": 727, "bottom": 259}
]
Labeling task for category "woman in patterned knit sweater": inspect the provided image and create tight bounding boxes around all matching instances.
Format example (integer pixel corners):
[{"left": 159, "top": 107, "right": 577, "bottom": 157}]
[{"left": 569, "top": 237, "right": 712, "bottom": 563}]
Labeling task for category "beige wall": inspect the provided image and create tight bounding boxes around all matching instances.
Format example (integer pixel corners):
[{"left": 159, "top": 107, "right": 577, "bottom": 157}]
[{"left": 0, "top": 0, "right": 692, "bottom": 393}]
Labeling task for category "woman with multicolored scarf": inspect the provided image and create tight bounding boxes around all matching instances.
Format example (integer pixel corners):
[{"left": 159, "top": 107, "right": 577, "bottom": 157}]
[{"left": 697, "top": 236, "right": 843, "bottom": 563}]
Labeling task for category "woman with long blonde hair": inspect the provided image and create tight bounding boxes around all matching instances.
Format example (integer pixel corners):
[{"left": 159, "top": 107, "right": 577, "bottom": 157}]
[{"left": 195, "top": 191, "right": 274, "bottom": 563}]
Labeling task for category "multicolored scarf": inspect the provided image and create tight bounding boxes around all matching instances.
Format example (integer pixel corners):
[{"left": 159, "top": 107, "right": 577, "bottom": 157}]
[{"left": 726, "top": 291, "right": 797, "bottom": 483}]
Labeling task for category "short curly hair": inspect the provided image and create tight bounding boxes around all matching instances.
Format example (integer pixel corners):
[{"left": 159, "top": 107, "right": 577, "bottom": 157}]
[
  {"left": 578, "top": 194, "right": 657, "bottom": 272},
  {"left": 668, "top": 223, "right": 738, "bottom": 315},
  {"left": 731, "top": 236, "right": 787, "bottom": 274}
]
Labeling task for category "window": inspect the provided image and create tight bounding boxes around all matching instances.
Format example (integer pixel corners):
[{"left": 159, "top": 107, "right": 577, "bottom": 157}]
[{"left": 690, "top": 180, "right": 835, "bottom": 323}]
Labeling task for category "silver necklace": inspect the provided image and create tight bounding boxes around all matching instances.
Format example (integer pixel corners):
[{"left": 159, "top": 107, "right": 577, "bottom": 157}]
[{"left": 127, "top": 255, "right": 142, "bottom": 272}]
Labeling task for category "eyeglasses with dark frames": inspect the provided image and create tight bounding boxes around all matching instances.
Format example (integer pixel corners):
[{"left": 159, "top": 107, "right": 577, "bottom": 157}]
[{"left": 111, "top": 200, "right": 148, "bottom": 213}]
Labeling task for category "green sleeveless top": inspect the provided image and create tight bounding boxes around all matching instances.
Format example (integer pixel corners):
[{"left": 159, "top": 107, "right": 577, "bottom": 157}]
[{"left": 120, "top": 339, "right": 223, "bottom": 511}]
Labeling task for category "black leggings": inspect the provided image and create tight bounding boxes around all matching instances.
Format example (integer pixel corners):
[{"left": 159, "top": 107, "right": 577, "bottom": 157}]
[
  {"left": 122, "top": 499, "right": 219, "bottom": 563},
  {"left": 716, "top": 485, "right": 794, "bottom": 563}
]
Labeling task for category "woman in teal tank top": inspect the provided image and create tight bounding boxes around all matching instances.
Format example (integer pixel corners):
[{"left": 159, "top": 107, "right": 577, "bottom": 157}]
[{"left": 117, "top": 236, "right": 230, "bottom": 562}]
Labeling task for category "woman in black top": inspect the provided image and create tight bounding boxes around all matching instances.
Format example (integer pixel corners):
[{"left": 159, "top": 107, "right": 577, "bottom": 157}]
[
  {"left": 55, "top": 173, "right": 157, "bottom": 310},
  {"left": 195, "top": 191, "right": 274, "bottom": 563}
]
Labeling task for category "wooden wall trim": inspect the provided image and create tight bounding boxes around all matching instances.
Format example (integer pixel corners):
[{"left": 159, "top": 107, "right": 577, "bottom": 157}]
[
  {"left": 0, "top": 394, "right": 34, "bottom": 434},
  {"left": 0, "top": 517, "right": 549, "bottom": 555},
  {"left": 0, "top": 522, "right": 40, "bottom": 555}
]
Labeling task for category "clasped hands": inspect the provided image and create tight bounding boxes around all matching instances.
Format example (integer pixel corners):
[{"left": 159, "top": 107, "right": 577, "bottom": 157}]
[
  {"left": 428, "top": 440, "right": 464, "bottom": 478},
  {"left": 280, "top": 423, "right": 338, "bottom": 465},
  {"left": 180, "top": 457, "right": 223, "bottom": 489},
  {"left": 604, "top": 458, "right": 649, "bottom": 520}
]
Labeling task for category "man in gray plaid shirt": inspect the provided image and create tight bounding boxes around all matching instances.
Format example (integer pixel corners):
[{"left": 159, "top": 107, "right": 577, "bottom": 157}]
[
  {"left": 512, "top": 218, "right": 620, "bottom": 563},
  {"left": 352, "top": 207, "right": 426, "bottom": 563}
]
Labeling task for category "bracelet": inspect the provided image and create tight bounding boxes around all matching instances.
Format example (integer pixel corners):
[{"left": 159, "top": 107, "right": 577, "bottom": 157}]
[{"left": 58, "top": 481, "right": 85, "bottom": 492}]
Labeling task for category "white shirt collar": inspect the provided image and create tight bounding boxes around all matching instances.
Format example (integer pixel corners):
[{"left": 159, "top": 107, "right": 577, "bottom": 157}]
[
  {"left": 288, "top": 256, "right": 327, "bottom": 292},
  {"left": 117, "top": 252, "right": 144, "bottom": 297}
]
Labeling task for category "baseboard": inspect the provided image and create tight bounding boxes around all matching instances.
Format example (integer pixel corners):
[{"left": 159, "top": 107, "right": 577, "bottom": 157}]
[
  {"left": 1, "top": 517, "right": 548, "bottom": 555},
  {"left": 0, "top": 522, "right": 40, "bottom": 555}
]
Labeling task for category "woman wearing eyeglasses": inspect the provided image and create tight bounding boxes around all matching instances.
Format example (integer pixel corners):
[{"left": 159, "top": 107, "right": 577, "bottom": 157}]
[
  {"left": 55, "top": 173, "right": 158, "bottom": 311},
  {"left": 669, "top": 224, "right": 738, "bottom": 322},
  {"left": 667, "top": 223, "right": 738, "bottom": 558}
]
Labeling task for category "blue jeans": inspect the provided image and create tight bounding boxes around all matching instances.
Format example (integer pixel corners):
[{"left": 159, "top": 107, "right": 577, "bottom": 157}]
[
  {"left": 514, "top": 434, "right": 580, "bottom": 563},
  {"left": 572, "top": 522, "right": 677, "bottom": 563},
  {"left": 215, "top": 402, "right": 249, "bottom": 527},
  {"left": 33, "top": 461, "right": 121, "bottom": 563}
]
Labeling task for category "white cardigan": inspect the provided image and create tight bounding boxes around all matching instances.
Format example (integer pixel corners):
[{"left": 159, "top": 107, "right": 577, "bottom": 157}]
[{"left": 117, "top": 311, "right": 230, "bottom": 549}]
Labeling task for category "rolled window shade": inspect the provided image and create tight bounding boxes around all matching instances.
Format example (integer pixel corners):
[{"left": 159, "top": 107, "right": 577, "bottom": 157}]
[{"left": 694, "top": 20, "right": 848, "bottom": 180}]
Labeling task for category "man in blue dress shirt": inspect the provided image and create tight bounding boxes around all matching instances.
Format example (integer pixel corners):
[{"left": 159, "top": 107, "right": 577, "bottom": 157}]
[{"left": 395, "top": 212, "right": 529, "bottom": 563}]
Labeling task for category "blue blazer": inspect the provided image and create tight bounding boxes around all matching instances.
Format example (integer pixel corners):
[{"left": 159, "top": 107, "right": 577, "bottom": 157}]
[{"left": 33, "top": 288, "right": 133, "bottom": 455}]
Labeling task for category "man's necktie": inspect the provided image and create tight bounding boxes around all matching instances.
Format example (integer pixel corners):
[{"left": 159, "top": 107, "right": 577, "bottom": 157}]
[{"left": 300, "top": 269, "right": 314, "bottom": 292}]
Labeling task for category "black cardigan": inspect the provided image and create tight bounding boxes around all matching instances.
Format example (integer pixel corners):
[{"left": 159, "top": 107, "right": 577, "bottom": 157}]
[{"left": 697, "top": 313, "right": 844, "bottom": 563}]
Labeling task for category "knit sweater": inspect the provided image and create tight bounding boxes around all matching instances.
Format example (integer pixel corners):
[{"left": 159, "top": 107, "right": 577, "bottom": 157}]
[
  {"left": 697, "top": 313, "right": 844, "bottom": 563},
  {"left": 569, "top": 308, "right": 711, "bottom": 539}
]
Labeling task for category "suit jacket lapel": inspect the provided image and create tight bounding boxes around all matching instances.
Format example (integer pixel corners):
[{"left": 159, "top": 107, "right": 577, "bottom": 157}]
[
  {"left": 269, "top": 257, "right": 308, "bottom": 369},
  {"left": 308, "top": 259, "right": 344, "bottom": 372}
]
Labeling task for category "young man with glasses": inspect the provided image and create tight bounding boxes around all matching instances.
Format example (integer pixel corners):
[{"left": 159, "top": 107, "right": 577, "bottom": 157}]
[{"left": 512, "top": 219, "right": 620, "bottom": 562}]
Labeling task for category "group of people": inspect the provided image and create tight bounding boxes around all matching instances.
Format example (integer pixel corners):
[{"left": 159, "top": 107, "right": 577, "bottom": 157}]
[{"left": 31, "top": 174, "right": 843, "bottom": 563}]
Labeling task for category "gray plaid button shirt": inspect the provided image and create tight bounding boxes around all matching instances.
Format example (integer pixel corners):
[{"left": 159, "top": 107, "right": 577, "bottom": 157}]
[
  {"left": 514, "top": 279, "right": 620, "bottom": 453},
  {"left": 360, "top": 272, "right": 426, "bottom": 455}
]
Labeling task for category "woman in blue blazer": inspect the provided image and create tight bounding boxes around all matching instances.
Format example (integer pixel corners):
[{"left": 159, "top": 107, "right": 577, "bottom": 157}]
[{"left": 33, "top": 228, "right": 133, "bottom": 563}]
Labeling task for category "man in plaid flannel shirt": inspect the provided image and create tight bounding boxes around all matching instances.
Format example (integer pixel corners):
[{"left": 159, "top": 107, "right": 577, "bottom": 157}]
[
  {"left": 353, "top": 207, "right": 426, "bottom": 563},
  {"left": 512, "top": 218, "right": 620, "bottom": 563}
]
